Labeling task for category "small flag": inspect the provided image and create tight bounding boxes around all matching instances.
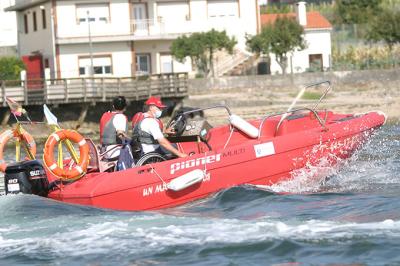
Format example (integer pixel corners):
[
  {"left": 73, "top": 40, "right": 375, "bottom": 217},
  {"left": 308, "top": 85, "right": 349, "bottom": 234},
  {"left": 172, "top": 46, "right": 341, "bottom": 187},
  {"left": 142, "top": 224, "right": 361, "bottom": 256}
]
[{"left": 5, "top": 97, "right": 24, "bottom": 117}]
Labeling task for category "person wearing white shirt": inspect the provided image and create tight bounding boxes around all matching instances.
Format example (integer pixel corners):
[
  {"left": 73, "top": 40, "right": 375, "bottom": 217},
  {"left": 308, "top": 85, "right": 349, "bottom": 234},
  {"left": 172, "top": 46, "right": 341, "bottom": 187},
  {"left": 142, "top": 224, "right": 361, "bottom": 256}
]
[{"left": 138, "top": 96, "right": 187, "bottom": 158}]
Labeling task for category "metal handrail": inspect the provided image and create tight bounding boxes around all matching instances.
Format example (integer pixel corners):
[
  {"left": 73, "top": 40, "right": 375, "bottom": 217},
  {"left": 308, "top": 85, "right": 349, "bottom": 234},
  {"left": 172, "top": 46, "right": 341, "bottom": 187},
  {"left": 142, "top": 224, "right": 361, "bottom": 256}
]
[
  {"left": 257, "top": 107, "right": 328, "bottom": 139},
  {"left": 274, "top": 80, "right": 331, "bottom": 135},
  {"left": 178, "top": 105, "right": 232, "bottom": 117},
  {"left": 308, "top": 80, "right": 331, "bottom": 110}
]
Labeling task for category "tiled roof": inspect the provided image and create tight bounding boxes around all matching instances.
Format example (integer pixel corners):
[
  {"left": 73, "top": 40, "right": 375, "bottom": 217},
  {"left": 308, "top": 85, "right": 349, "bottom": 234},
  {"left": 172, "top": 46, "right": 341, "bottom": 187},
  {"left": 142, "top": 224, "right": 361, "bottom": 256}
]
[{"left": 260, "top": 11, "right": 332, "bottom": 29}]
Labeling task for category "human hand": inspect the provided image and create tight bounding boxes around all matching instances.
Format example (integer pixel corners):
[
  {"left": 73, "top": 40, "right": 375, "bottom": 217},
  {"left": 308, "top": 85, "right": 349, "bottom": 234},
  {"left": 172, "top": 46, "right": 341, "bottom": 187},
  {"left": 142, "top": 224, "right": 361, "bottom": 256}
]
[
  {"left": 178, "top": 152, "right": 188, "bottom": 158},
  {"left": 164, "top": 126, "right": 175, "bottom": 135}
]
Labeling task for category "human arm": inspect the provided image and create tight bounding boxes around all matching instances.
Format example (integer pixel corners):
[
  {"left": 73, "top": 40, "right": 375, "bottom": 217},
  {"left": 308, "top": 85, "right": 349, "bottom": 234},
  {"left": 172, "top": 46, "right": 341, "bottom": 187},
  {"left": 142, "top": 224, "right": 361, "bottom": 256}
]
[
  {"left": 145, "top": 119, "right": 187, "bottom": 158},
  {"left": 158, "top": 137, "right": 187, "bottom": 158}
]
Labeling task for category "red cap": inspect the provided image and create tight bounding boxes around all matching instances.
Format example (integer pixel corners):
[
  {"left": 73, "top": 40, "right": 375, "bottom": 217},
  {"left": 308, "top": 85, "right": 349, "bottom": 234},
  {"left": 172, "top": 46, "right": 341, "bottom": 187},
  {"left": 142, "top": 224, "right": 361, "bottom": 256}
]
[{"left": 145, "top": 96, "right": 166, "bottom": 108}]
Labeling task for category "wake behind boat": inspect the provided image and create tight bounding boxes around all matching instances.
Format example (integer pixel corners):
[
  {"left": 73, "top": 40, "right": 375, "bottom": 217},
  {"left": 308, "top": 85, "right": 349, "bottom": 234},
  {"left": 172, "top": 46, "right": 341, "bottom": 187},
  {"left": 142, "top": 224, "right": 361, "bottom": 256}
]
[{"left": 1, "top": 81, "right": 386, "bottom": 211}]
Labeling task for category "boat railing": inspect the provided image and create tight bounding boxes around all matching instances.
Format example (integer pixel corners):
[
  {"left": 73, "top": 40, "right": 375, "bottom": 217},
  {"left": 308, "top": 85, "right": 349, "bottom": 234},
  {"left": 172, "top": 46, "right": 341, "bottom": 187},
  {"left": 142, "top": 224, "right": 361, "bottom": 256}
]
[
  {"left": 257, "top": 107, "right": 328, "bottom": 139},
  {"left": 274, "top": 80, "right": 331, "bottom": 136},
  {"left": 308, "top": 80, "right": 332, "bottom": 111},
  {"left": 177, "top": 105, "right": 233, "bottom": 117}
]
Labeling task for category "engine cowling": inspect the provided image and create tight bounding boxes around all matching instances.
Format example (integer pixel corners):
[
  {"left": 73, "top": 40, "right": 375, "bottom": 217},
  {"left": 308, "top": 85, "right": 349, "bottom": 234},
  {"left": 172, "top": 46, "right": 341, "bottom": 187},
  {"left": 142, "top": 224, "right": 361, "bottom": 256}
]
[{"left": 4, "top": 160, "right": 49, "bottom": 197}]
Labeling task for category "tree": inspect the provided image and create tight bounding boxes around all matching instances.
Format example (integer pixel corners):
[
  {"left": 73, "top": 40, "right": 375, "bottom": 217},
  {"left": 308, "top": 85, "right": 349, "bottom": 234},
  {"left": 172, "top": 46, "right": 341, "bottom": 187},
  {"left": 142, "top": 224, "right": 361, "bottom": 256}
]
[
  {"left": 334, "top": 0, "right": 382, "bottom": 25},
  {"left": 247, "top": 16, "right": 306, "bottom": 74},
  {"left": 171, "top": 29, "right": 236, "bottom": 77},
  {"left": 0, "top": 57, "right": 25, "bottom": 81},
  {"left": 366, "top": 8, "right": 400, "bottom": 51}
]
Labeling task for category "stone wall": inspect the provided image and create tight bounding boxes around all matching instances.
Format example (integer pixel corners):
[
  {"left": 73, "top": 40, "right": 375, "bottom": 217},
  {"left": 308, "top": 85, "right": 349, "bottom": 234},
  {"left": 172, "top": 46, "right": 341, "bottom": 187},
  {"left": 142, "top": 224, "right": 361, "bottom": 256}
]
[
  {"left": 186, "top": 69, "right": 400, "bottom": 124},
  {"left": 188, "top": 69, "right": 400, "bottom": 93}
]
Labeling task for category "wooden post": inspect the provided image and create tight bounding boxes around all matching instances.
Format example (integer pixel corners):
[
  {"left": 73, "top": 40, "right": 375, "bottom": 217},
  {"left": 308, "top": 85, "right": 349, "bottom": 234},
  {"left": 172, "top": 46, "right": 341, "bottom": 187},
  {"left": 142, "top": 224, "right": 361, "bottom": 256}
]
[
  {"left": 1, "top": 111, "right": 10, "bottom": 126},
  {"left": 64, "top": 79, "right": 68, "bottom": 103},
  {"left": 174, "top": 74, "right": 178, "bottom": 97},
  {"left": 1, "top": 81, "right": 5, "bottom": 107},
  {"left": 78, "top": 104, "right": 89, "bottom": 125},
  {"left": 148, "top": 77, "right": 152, "bottom": 97},
  {"left": 117, "top": 78, "right": 121, "bottom": 95},
  {"left": 23, "top": 79, "right": 28, "bottom": 105},
  {"left": 43, "top": 77, "right": 48, "bottom": 103},
  {"left": 135, "top": 77, "right": 139, "bottom": 101},
  {"left": 101, "top": 78, "right": 106, "bottom": 101},
  {"left": 83, "top": 78, "right": 87, "bottom": 102}
]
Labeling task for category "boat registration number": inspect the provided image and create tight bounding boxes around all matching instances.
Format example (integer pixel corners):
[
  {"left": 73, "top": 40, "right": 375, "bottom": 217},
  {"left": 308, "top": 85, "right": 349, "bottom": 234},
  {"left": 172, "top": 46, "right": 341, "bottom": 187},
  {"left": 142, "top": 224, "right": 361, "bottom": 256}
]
[{"left": 254, "top": 142, "right": 275, "bottom": 158}]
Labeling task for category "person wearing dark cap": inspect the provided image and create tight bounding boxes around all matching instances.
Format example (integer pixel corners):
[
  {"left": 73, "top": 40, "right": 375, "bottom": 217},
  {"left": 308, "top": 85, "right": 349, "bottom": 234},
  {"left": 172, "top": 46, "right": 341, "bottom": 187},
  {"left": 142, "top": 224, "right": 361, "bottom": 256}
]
[
  {"left": 100, "top": 96, "right": 129, "bottom": 157},
  {"left": 136, "top": 96, "right": 187, "bottom": 158}
]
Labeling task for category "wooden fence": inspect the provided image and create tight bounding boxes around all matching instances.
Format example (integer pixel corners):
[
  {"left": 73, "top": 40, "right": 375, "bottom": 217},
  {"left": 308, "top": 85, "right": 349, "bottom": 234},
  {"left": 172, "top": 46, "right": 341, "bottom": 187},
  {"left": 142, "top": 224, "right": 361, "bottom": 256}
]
[{"left": 0, "top": 73, "right": 188, "bottom": 106}]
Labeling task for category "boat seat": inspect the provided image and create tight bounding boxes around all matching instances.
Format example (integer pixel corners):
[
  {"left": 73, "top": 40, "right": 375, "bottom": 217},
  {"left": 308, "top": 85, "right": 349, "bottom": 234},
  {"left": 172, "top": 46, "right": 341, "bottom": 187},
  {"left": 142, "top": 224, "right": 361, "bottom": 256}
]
[
  {"left": 85, "top": 138, "right": 100, "bottom": 173},
  {"left": 85, "top": 138, "right": 119, "bottom": 172}
]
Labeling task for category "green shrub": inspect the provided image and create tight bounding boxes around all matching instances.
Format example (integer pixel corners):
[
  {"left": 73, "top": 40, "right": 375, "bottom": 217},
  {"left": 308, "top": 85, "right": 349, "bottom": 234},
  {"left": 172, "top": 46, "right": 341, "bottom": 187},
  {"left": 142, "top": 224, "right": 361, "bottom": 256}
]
[{"left": 0, "top": 56, "right": 25, "bottom": 81}]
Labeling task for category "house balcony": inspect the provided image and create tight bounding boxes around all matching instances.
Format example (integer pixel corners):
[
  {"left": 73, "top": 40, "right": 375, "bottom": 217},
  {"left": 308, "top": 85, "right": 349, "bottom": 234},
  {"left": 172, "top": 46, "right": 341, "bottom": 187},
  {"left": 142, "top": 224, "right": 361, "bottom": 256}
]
[
  {"left": 56, "top": 17, "right": 245, "bottom": 44},
  {"left": 131, "top": 17, "right": 245, "bottom": 40}
]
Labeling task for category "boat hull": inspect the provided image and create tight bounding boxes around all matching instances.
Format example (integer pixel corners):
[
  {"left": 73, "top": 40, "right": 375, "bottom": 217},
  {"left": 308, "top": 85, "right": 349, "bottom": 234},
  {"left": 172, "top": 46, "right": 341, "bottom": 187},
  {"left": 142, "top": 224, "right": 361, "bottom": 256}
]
[{"left": 47, "top": 111, "right": 385, "bottom": 211}]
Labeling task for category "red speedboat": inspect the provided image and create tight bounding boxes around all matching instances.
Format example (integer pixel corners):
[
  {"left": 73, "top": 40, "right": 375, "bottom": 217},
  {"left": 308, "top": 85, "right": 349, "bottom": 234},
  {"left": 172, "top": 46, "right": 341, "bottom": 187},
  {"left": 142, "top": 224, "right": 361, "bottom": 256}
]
[{"left": 3, "top": 81, "right": 386, "bottom": 211}]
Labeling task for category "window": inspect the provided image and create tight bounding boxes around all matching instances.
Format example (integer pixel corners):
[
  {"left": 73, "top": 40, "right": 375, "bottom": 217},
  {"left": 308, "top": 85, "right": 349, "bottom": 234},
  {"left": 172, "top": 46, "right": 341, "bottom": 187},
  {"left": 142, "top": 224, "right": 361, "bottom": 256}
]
[
  {"left": 76, "top": 4, "right": 110, "bottom": 24},
  {"left": 33, "top": 11, "right": 37, "bottom": 31},
  {"left": 160, "top": 54, "right": 173, "bottom": 73},
  {"left": 24, "top": 14, "right": 28, "bottom": 34},
  {"left": 136, "top": 54, "right": 150, "bottom": 75},
  {"left": 157, "top": 2, "right": 189, "bottom": 22},
  {"left": 309, "top": 54, "right": 323, "bottom": 71},
  {"left": 79, "top": 56, "right": 112, "bottom": 76},
  {"left": 42, "top": 9, "right": 46, "bottom": 29},
  {"left": 207, "top": 0, "right": 239, "bottom": 18}
]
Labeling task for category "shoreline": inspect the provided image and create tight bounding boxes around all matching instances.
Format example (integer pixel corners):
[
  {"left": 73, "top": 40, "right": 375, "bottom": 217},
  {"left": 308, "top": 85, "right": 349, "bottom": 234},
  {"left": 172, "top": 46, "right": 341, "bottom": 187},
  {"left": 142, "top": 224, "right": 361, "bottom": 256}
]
[
  {"left": 3, "top": 74, "right": 400, "bottom": 141},
  {"left": 2, "top": 83, "right": 399, "bottom": 140}
]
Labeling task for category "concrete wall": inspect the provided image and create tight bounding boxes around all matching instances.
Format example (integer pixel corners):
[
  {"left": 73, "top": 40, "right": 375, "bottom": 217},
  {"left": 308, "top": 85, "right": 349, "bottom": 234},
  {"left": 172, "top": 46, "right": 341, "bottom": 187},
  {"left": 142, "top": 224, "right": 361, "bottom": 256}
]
[{"left": 188, "top": 69, "right": 400, "bottom": 93}]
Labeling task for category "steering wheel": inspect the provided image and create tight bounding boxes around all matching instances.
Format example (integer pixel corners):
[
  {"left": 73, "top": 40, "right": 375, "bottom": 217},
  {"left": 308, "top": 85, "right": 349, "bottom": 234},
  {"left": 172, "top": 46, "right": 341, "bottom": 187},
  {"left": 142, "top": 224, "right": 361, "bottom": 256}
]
[{"left": 166, "top": 114, "right": 187, "bottom": 137}]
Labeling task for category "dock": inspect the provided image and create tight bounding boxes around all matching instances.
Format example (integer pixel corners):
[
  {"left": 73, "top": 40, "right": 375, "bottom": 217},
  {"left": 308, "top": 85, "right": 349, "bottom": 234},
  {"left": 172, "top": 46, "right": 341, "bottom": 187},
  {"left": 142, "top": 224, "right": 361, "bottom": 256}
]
[
  {"left": 0, "top": 73, "right": 188, "bottom": 124},
  {"left": 0, "top": 73, "right": 188, "bottom": 106}
]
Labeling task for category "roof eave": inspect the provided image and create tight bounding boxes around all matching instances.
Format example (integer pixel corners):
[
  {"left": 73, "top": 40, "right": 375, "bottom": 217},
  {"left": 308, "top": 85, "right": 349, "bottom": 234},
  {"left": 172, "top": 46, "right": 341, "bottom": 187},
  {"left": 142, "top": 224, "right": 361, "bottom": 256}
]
[{"left": 5, "top": 0, "right": 49, "bottom": 12}]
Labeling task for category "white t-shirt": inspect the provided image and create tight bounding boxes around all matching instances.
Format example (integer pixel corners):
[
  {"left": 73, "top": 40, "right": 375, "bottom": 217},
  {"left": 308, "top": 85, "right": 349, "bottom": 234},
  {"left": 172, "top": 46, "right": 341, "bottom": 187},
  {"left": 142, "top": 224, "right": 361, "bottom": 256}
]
[
  {"left": 112, "top": 113, "right": 127, "bottom": 132},
  {"left": 140, "top": 118, "right": 164, "bottom": 153}
]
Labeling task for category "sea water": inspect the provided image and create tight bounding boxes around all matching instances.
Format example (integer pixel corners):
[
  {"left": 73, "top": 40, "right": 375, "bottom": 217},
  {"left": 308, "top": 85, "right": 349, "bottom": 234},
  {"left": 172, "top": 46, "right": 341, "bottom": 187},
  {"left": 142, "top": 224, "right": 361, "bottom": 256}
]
[{"left": 0, "top": 124, "right": 399, "bottom": 266}]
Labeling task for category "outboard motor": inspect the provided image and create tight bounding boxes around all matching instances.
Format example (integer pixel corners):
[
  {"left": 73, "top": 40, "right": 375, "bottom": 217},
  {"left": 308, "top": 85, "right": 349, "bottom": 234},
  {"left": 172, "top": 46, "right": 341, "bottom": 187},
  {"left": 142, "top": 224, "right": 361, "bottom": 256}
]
[{"left": 4, "top": 160, "right": 49, "bottom": 197}]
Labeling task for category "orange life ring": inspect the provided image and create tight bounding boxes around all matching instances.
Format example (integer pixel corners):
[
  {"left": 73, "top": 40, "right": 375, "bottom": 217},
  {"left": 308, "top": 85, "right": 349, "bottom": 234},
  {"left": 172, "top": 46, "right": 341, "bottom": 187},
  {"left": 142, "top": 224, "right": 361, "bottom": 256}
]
[
  {"left": 43, "top": 129, "right": 89, "bottom": 180},
  {"left": 0, "top": 129, "right": 37, "bottom": 173}
]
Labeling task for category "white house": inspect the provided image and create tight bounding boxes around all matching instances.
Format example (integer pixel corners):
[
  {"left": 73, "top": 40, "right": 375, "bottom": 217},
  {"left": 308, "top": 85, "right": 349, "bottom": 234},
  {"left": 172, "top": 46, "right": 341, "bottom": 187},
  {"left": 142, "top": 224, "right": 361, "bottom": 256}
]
[
  {"left": 5, "top": 0, "right": 260, "bottom": 79},
  {"left": 0, "top": 0, "right": 18, "bottom": 56},
  {"left": 260, "top": 1, "right": 332, "bottom": 74}
]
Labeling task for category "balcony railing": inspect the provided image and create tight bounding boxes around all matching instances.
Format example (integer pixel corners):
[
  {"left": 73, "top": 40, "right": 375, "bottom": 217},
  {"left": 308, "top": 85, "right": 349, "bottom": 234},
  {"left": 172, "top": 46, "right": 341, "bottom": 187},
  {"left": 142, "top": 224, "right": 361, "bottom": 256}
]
[{"left": 130, "top": 17, "right": 244, "bottom": 38}]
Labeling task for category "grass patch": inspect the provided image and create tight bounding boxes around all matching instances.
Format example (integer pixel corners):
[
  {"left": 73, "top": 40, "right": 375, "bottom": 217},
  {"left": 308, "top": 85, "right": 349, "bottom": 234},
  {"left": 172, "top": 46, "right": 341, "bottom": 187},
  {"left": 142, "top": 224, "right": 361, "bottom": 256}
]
[
  {"left": 289, "top": 91, "right": 323, "bottom": 100},
  {"left": 301, "top": 91, "right": 322, "bottom": 100}
]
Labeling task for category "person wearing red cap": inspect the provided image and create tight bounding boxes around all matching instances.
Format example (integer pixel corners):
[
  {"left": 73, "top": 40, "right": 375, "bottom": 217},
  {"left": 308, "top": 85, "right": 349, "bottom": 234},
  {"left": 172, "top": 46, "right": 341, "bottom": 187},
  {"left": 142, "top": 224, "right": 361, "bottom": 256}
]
[{"left": 135, "top": 96, "right": 187, "bottom": 158}]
